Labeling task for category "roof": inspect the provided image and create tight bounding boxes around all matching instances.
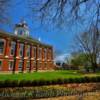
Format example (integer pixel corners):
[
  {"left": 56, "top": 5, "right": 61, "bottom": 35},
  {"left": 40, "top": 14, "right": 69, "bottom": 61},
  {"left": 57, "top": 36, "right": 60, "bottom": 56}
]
[
  {"left": 0, "top": 30, "right": 52, "bottom": 48},
  {"left": 15, "top": 20, "right": 28, "bottom": 29}
]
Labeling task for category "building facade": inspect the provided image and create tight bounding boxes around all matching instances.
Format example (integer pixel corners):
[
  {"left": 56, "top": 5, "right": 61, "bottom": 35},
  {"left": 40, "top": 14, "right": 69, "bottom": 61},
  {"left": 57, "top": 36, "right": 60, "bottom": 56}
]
[{"left": 0, "top": 21, "right": 54, "bottom": 73}]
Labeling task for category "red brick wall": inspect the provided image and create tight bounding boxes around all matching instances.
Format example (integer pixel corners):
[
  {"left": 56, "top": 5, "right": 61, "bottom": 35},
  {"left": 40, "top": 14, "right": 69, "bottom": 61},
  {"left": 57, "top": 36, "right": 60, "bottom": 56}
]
[{"left": 0, "top": 36, "right": 54, "bottom": 73}]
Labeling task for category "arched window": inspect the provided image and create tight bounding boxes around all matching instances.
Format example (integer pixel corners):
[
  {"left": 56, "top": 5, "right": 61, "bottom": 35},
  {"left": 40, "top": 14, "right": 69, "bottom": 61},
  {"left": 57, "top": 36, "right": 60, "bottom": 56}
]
[{"left": 0, "top": 39, "right": 5, "bottom": 54}]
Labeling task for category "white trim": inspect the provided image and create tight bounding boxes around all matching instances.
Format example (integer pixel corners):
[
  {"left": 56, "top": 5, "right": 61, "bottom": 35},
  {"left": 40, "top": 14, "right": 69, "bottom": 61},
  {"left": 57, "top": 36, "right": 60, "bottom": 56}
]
[
  {"left": 16, "top": 56, "right": 19, "bottom": 59},
  {"left": 24, "top": 57, "right": 28, "bottom": 59},
  {"left": 31, "top": 58, "right": 34, "bottom": 60},
  {"left": 18, "top": 60, "right": 23, "bottom": 71},
  {"left": 5, "top": 55, "right": 9, "bottom": 58},
  {"left": 37, "top": 58, "right": 40, "bottom": 60},
  {"left": 8, "top": 60, "right": 14, "bottom": 71}
]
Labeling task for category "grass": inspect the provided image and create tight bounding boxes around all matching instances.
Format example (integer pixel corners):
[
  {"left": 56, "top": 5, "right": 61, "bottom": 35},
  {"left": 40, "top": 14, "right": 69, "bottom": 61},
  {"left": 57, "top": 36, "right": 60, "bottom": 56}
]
[{"left": 0, "top": 70, "right": 100, "bottom": 81}]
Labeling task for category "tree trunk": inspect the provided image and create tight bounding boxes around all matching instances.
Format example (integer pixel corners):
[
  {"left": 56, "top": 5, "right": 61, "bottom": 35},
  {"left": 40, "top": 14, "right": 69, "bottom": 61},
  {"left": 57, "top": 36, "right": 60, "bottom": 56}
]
[{"left": 92, "top": 63, "right": 98, "bottom": 73}]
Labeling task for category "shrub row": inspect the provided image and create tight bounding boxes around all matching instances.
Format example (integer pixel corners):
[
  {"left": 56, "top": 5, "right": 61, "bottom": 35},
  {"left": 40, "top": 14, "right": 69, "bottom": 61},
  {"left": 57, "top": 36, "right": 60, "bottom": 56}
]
[{"left": 0, "top": 76, "right": 100, "bottom": 87}]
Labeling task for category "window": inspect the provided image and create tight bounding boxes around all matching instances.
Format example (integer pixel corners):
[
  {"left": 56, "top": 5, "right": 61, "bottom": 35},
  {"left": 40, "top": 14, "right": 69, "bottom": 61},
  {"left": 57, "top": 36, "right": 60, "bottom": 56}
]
[
  {"left": 44, "top": 49, "right": 47, "bottom": 60},
  {"left": 23, "top": 29, "right": 29, "bottom": 37},
  {"left": 0, "top": 39, "right": 5, "bottom": 54},
  {"left": 39, "top": 62, "right": 41, "bottom": 69},
  {"left": 0, "top": 60, "right": 2, "bottom": 70},
  {"left": 49, "top": 49, "right": 52, "bottom": 60},
  {"left": 19, "top": 43, "right": 24, "bottom": 57},
  {"left": 9, "top": 61, "right": 14, "bottom": 71},
  {"left": 10, "top": 41, "right": 16, "bottom": 56},
  {"left": 27, "top": 45, "right": 30, "bottom": 57},
  {"left": 15, "top": 27, "right": 29, "bottom": 37},
  {"left": 18, "top": 61, "right": 23, "bottom": 71},
  {"left": 26, "top": 61, "right": 30, "bottom": 70},
  {"left": 18, "top": 29, "right": 23, "bottom": 35},
  {"left": 33, "top": 61, "right": 36, "bottom": 68},
  {"left": 38, "top": 48, "right": 42, "bottom": 60},
  {"left": 17, "top": 28, "right": 24, "bottom": 35},
  {"left": 44, "top": 62, "right": 47, "bottom": 69},
  {"left": 33, "top": 47, "right": 36, "bottom": 60}
]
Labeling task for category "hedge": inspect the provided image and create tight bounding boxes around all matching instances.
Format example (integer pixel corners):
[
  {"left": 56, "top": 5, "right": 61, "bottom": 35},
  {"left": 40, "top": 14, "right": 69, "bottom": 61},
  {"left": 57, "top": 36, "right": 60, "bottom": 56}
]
[{"left": 0, "top": 76, "right": 100, "bottom": 87}]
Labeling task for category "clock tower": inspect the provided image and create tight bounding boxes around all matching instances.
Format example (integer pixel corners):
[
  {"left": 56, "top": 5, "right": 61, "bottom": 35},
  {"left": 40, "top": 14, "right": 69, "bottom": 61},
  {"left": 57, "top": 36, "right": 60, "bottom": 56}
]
[{"left": 14, "top": 20, "right": 29, "bottom": 37}]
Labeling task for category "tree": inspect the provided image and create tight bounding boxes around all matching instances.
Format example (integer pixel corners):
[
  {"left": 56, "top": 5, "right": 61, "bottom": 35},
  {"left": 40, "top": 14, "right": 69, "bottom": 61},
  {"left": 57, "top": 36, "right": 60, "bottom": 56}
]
[
  {"left": 28, "top": 0, "right": 100, "bottom": 29},
  {"left": 28, "top": 1, "right": 100, "bottom": 66},
  {"left": 74, "top": 28, "right": 100, "bottom": 72},
  {"left": 70, "top": 53, "right": 87, "bottom": 66}
]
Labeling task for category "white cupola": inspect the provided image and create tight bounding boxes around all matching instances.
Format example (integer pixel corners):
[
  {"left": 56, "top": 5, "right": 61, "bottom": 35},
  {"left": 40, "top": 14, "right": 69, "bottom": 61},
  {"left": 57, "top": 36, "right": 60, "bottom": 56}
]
[{"left": 14, "top": 20, "right": 29, "bottom": 37}]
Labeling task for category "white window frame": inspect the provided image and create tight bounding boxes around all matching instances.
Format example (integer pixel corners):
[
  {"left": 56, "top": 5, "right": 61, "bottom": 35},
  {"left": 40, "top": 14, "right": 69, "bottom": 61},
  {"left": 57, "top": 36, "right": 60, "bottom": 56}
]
[
  {"left": 10, "top": 41, "right": 16, "bottom": 56},
  {"left": 19, "top": 43, "right": 24, "bottom": 57},
  {"left": 26, "top": 61, "right": 30, "bottom": 70},
  {"left": 18, "top": 61, "right": 23, "bottom": 71},
  {"left": 0, "top": 39, "right": 5, "bottom": 55},
  {"left": 9, "top": 60, "right": 14, "bottom": 71},
  {"left": 27, "top": 45, "right": 30, "bottom": 57},
  {"left": 33, "top": 47, "right": 36, "bottom": 60}
]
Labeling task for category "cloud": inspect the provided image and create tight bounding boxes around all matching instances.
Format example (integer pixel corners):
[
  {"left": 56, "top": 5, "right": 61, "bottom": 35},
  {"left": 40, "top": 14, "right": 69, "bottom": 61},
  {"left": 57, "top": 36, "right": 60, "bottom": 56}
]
[{"left": 54, "top": 53, "right": 70, "bottom": 62}]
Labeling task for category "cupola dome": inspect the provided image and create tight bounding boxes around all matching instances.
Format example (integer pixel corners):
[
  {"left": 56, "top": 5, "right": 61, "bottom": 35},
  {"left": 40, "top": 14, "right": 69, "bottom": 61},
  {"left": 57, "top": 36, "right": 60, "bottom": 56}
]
[{"left": 14, "top": 20, "right": 29, "bottom": 37}]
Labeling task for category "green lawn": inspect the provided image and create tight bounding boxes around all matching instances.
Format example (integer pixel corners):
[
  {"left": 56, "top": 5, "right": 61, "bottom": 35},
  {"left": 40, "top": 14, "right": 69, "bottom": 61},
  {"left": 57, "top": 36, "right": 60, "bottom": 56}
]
[{"left": 0, "top": 70, "right": 100, "bottom": 81}]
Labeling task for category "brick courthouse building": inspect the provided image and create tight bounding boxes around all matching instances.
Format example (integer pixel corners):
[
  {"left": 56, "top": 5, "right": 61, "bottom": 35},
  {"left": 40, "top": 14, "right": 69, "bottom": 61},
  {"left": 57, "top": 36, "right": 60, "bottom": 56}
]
[{"left": 0, "top": 21, "right": 54, "bottom": 73}]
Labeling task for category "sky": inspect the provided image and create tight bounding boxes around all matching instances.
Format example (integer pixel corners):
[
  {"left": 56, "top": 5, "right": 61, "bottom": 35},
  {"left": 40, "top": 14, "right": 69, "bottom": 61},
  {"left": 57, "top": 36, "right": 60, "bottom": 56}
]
[{"left": 0, "top": 0, "right": 92, "bottom": 62}]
